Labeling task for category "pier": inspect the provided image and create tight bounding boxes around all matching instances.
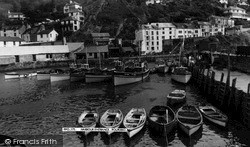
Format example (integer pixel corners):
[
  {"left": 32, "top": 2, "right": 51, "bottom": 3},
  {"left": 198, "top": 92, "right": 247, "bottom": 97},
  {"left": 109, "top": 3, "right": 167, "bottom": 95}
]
[{"left": 191, "top": 66, "right": 250, "bottom": 128}]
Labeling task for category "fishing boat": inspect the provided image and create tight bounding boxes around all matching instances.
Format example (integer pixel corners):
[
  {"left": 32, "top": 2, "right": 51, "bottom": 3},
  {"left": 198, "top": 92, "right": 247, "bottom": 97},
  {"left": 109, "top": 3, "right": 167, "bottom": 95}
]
[
  {"left": 176, "top": 105, "right": 203, "bottom": 136},
  {"left": 4, "top": 72, "right": 20, "bottom": 79},
  {"left": 85, "top": 68, "right": 112, "bottom": 83},
  {"left": 155, "top": 59, "right": 169, "bottom": 73},
  {"left": 37, "top": 70, "right": 51, "bottom": 80},
  {"left": 199, "top": 105, "right": 228, "bottom": 127},
  {"left": 100, "top": 109, "right": 123, "bottom": 135},
  {"left": 50, "top": 69, "right": 70, "bottom": 82},
  {"left": 167, "top": 89, "right": 186, "bottom": 105},
  {"left": 171, "top": 38, "right": 192, "bottom": 84},
  {"left": 114, "top": 61, "right": 150, "bottom": 86},
  {"left": 148, "top": 106, "right": 176, "bottom": 135},
  {"left": 70, "top": 69, "right": 85, "bottom": 82},
  {"left": 123, "top": 108, "right": 146, "bottom": 138},
  {"left": 171, "top": 66, "right": 191, "bottom": 84},
  {"left": 77, "top": 108, "right": 99, "bottom": 135}
]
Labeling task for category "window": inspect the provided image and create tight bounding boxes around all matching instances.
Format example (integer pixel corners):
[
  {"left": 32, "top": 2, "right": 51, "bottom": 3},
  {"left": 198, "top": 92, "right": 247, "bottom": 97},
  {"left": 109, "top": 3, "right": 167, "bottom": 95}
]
[
  {"left": 170, "top": 36, "right": 172, "bottom": 39},
  {"left": 152, "top": 42, "right": 154, "bottom": 45},
  {"left": 147, "top": 47, "right": 149, "bottom": 50},
  {"left": 74, "top": 26, "right": 77, "bottom": 30},
  {"left": 169, "top": 28, "right": 172, "bottom": 30},
  {"left": 156, "top": 23, "right": 159, "bottom": 26},
  {"left": 50, "top": 34, "right": 52, "bottom": 37},
  {"left": 4, "top": 41, "right": 6, "bottom": 46},
  {"left": 146, "top": 42, "right": 149, "bottom": 46},
  {"left": 32, "top": 55, "right": 36, "bottom": 61},
  {"left": 151, "top": 31, "right": 154, "bottom": 35},
  {"left": 46, "top": 54, "right": 52, "bottom": 58},
  {"left": 13, "top": 41, "right": 15, "bottom": 45},
  {"left": 19, "top": 41, "right": 21, "bottom": 45},
  {"left": 195, "top": 30, "right": 198, "bottom": 33},
  {"left": 179, "top": 30, "right": 182, "bottom": 33},
  {"left": 89, "top": 53, "right": 92, "bottom": 56},
  {"left": 162, "top": 31, "right": 165, "bottom": 34},
  {"left": 146, "top": 31, "right": 148, "bottom": 35},
  {"left": 157, "top": 42, "right": 159, "bottom": 45},
  {"left": 151, "top": 36, "right": 154, "bottom": 40},
  {"left": 146, "top": 36, "right": 149, "bottom": 40},
  {"left": 157, "top": 36, "right": 159, "bottom": 40},
  {"left": 156, "top": 31, "right": 158, "bottom": 35},
  {"left": 74, "top": 21, "right": 77, "bottom": 24},
  {"left": 169, "top": 31, "right": 172, "bottom": 34},
  {"left": 157, "top": 47, "right": 159, "bottom": 50},
  {"left": 15, "top": 56, "right": 19, "bottom": 62},
  {"left": 4, "top": 29, "right": 6, "bottom": 32},
  {"left": 94, "top": 53, "right": 97, "bottom": 58},
  {"left": 4, "top": 34, "right": 6, "bottom": 37},
  {"left": 151, "top": 47, "right": 154, "bottom": 50},
  {"left": 47, "top": 34, "right": 49, "bottom": 38},
  {"left": 162, "top": 36, "right": 165, "bottom": 40},
  {"left": 14, "top": 33, "right": 16, "bottom": 36},
  {"left": 41, "top": 34, "right": 43, "bottom": 38}
]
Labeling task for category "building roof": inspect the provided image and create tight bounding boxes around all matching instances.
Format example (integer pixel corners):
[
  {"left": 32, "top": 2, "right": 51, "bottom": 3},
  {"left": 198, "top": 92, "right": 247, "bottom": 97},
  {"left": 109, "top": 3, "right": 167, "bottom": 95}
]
[
  {"left": 67, "top": 42, "right": 84, "bottom": 52},
  {"left": 75, "top": 45, "right": 109, "bottom": 53},
  {"left": 8, "top": 12, "right": 24, "bottom": 15},
  {"left": 174, "top": 23, "right": 197, "bottom": 29},
  {"left": 65, "top": 0, "right": 80, "bottom": 6},
  {"left": 1, "top": 25, "right": 23, "bottom": 30},
  {"left": 0, "top": 45, "right": 69, "bottom": 56},
  {"left": 37, "top": 29, "right": 57, "bottom": 35},
  {"left": 22, "top": 26, "right": 44, "bottom": 35},
  {"left": 227, "top": 6, "right": 245, "bottom": 11},
  {"left": 0, "top": 36, "right": 24, "bottom": 42},
  {"left": 91, "top": 33, "right": 110, "bottom": 38},
  {"left": 122, "top": 47, "right": 134, "bottom": 52}
]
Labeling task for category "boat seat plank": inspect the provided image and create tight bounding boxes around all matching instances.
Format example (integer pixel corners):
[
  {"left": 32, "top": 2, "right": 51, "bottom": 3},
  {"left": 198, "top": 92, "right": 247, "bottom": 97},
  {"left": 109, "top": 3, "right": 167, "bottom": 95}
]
[{"left": 178, "top": 115, "right": 201, "bottom": 120}]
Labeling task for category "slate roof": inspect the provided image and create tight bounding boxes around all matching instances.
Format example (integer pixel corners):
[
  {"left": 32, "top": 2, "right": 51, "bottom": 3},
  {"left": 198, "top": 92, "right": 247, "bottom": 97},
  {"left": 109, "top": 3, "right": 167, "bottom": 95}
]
[
  {"left": 0, "top": 37, "right": 24, "bottom": 42},
  {"left": 75, "top": 45, "right": 109, "bottom": 53}
]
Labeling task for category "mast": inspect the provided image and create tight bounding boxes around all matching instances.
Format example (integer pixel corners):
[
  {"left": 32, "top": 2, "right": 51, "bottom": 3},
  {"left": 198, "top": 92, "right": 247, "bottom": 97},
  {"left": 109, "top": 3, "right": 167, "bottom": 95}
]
[{"left": 179, "top": 37, "right": 184, "bottom": 66}]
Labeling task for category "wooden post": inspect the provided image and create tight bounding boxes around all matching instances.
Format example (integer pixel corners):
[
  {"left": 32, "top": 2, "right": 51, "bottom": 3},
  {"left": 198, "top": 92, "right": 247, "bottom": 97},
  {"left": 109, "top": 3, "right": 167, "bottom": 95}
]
[
  {"left": 204, "top": 69, "right": 210, "bottom": 94},
  {"left": 248, "top": 83, "right": 250, "bottom": 95},
  {"left": 216, "top": 73, "right": 224, "bottom": 101},
  {"left": 209, "top": 71, "right": 215, "bottom": 97},
  {"left": 228, "top": 78, "right": 237, "bottom": 109}
]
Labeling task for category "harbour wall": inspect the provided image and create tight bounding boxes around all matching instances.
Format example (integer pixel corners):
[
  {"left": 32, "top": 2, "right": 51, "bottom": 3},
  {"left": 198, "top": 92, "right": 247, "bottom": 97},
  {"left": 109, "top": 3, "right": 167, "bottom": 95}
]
[{"left": 191, "top": 66, "right": 250, "bottom": 128}]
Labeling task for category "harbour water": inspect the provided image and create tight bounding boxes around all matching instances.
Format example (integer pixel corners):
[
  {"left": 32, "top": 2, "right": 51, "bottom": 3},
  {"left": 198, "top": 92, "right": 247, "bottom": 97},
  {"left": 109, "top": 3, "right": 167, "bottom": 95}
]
[{"left": 0, "top": 69, "right": 250, "bottom": 147}]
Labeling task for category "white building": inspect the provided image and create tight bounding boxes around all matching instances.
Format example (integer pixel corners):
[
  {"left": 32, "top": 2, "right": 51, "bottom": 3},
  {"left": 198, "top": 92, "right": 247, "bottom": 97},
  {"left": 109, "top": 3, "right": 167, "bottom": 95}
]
[
  {"left": 8, "top": 10, "right": 25, "bottom": 21},
  {"left": 174, "top": 23, "right": 202, "bottom": 38},
  {"left": 37, "top": 29, "right": 58, "bottom": 42},
  {"left": 224, "top": 6, "right": 250, "bottom": 21},
  {"left": 145, "top": 0, "right": 163, "bottom": 5},
  {"left": 197, "top": 21, "right": 225, "bottom": 37},
  {"left": 209, "top": 15, "right": 235, "bottom": 28},
  {"left": 0, "top": 25, "right": 27, "bottom": 38},
  {"left": 61, "top": 0, "right": 84, "bottom": 32},
  {"left": 135, "top": 23, "right": 177, "bottom": 55},
  {"left": 219, "top": 0, "right": 228, "bottom": 4},
  {"left": 0, "top": 37, "right": 24, "bottom": 47}
]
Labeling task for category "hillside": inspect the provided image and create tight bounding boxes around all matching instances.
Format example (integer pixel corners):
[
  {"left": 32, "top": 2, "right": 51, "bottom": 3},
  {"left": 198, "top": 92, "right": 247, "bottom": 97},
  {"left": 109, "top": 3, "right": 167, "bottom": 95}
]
[{"left": 0, "top": 0, "right": 248, "bottom": 42}]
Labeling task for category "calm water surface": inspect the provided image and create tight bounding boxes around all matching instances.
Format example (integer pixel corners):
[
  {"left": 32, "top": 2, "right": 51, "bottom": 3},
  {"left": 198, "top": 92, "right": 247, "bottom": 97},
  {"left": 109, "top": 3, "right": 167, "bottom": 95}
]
[{"left": 0, "top": 69, "right": 250, "bottom": 147}]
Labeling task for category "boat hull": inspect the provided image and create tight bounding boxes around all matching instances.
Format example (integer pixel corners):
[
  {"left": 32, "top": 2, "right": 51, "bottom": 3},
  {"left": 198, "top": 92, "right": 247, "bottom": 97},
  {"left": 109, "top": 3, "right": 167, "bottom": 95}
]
[
  {"left": 179, "top": 123, "right": 202, "bottom": 136},
  {"left": 114, "top": 69, "right": 150, "bottom": 86},
  {"left": 168, "top": 97, "right": 186, "bottom": 105},
  {"left": 70, "top": 72, "right": 85, "bottom": 82},
  {"left": 171, "top": 74, "right": 191, "bottom": 84},
  {"left": 85, "top": 74, "right": 112, "bottom": 83},
  {"left": 127, "top": 125, "right": 144, "bottom": 138},
  {"left": 4, "top": 73, "right": 19, "bottom": 79},
  {"left": 203, "top": 115, "right": 227, "bottom": 127},
  {"left": 50, "top": 74, "right": 70, "bottom": 82},
  {"left": 37, "top": 74, "right": 50, "bottom": 80},
  {"left": 156, "top": 66, "right": 169, "bottom": 73}
]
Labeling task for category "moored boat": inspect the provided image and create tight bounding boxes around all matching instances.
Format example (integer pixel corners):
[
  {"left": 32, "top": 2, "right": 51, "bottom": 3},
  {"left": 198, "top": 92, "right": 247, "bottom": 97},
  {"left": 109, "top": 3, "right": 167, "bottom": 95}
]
[
  {"left": 114, "top": 61, "right": 150, "bottom": 86},
  {"left": 176, "top": 105, "right": 203, "bottom": 136},
  {"left": 50, "top": 69, "right": 70, "bottom": 82},
  {"left": 171, "top": 66, "right": 191, "bottom": 84},
  {"left": 167, "top": 89, "right": 186, "bottom": 105},
  {"left": 100, "top": 109, "right": 123, "bottom": 135},
  {"left": 70, "top": 69, "right": 85, "bottom": 82},
  {"left": 155, "top": 59, "right": 169, "bottom": 73},
  {"left": 85, "top": 68, "right": 112, "bottom": 83},
  {"left": 148, "top": 106, "right": 176, "bottom": 136},
  {"left": 123, "top": 108, "right": 146, "bottom": 138},
  {"left": 4, "top": 72, "right": 20, "bottom": 79},
  {"left": 37, "top": 70, "right": 51, "bottom": 80},
  {"left": 77, "top": 108, "right": 99, "bottom": 135},
  {"left": 199, "top": 105, "right": 228, "bottom": 127}
]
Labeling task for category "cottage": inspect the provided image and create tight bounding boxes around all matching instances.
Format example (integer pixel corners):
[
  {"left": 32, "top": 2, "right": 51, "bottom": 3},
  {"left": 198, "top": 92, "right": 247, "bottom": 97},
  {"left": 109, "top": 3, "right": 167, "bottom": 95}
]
[
  {"left": 0, "top": 25, "right": 27, "bottom": 38},
  {"left": 37, "top": 29, "right": 58, "bottom": 42},
  {"left": 224, "top": 6, "right": 250, "bottom": 21},
  {"left": 0, "top": 36, "right": 24, "bottom": 47},
  {"left": 22, "top": 25, "right": 45, "bottom": 42},
  {"left": 91, "top": 33, "right": 110, "bottom": 45},
  {"left": 7, "top": 10, "right": 25, "bottom": 21},
  {"left": 74, "top": 45, "right": 109, "bottom": 60}
]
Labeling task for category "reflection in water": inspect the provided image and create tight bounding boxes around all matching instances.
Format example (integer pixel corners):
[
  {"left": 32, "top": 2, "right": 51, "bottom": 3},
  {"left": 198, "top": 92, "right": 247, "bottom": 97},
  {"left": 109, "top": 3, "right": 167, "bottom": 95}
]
[{"left": 0, "top": 71, "right": 250, "bottom": 147}]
